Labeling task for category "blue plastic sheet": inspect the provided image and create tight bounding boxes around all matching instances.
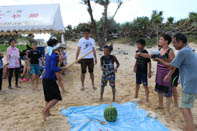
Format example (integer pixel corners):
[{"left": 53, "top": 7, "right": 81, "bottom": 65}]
[{"left": 61, "top": 102, "right": 170, "bottom": 131}]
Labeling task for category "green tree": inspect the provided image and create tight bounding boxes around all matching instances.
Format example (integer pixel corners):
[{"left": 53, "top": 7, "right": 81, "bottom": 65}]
[
  {"left": 132, "top": 17, "right": 150, "bottom": 36},
  {"left": 81, "top": 0, "right": 123, "bottom": 49},
  {"left": 189, "top": 12, "right": 197, "bottom": 23},
  {"left": 75, "top": 23, "right": 91, "bottom": 33},
  {"left": 151, "top": 10, "right": 163, "bottom": 44},
  {"left": 167, "top": 17, "right": 174, "bottom": 25}
]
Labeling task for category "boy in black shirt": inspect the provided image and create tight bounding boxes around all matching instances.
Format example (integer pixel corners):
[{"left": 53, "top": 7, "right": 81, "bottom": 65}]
[
  {"left": 100, "top": 45, "right": 120, "bottom": 102},
  {"left": 28, "top": 43, "right": 43, "bottom": 90},
  {"left": 134, "top": 39, "right": 152, "bottom": 102}
]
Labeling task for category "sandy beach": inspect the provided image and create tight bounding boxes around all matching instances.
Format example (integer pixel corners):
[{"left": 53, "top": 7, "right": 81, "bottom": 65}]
[{"left": 0, "top": 41, "right": 197, "bottom": 131}]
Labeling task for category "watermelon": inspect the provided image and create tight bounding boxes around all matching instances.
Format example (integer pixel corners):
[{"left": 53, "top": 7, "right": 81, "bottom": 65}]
[{"left": 104, "top": 105, "right": 118, "bottom": 122}]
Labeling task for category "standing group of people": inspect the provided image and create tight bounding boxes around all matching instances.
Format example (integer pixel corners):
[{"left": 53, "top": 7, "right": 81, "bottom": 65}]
[
  {"left": 0, "top": 38, "right": 68, "bottom": 92},
  {"left": 134, "top": 33, "right": 197, "bottom": 131},
  {"left": 0, "top": 29, "right": 196, "bottom": 131},
  {"left": 75, "top": 29, "right": 119, "bottom": 102},
  {"left": 41, "top": 30, "right": 197, "bottom": 131}
]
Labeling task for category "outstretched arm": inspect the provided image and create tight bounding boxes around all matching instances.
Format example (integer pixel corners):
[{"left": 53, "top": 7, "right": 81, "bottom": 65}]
[
  {"left": 137, "top": 52, "right": 151, "bottom": 58},
  {"left": 154, "top": 58, "right": 175, "bottom": 70},
  {"left": 47, "top": 43, "right": 60, "bottom": 56}
]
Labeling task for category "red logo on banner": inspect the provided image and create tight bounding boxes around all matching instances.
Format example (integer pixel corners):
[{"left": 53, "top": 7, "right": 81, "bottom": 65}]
[
  {"left": 29, "top": 13, "right": 39, "bottom": 18},
  {"left": 12, "top": 14, "right": 21, "bottom": 19}
]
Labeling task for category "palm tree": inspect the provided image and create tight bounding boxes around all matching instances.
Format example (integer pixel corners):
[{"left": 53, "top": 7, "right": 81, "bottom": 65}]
[
  {"left": 189, "top": 12, "right": 197, "bottom": 23},
  {"left": 151, "top": 10, "right": 163, "bottom": 44},
  {"left": 167, "top": 17, "right": 174, "bottom": 25}
]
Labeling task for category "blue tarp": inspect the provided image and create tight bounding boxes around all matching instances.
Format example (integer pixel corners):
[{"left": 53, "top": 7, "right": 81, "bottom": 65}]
[{"left": 61, "top": 102, "right": 170, "bottom": 131}]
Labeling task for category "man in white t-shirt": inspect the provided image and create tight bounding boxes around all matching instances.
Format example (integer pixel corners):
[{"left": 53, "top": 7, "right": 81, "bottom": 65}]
[{"left": 76, "top": 29, "right": 97, "bottom": 91}]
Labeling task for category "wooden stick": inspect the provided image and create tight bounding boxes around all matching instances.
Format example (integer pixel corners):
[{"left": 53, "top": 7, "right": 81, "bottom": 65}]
[{"left": 66, "top": 50, "right": 93, "bottom": 69}]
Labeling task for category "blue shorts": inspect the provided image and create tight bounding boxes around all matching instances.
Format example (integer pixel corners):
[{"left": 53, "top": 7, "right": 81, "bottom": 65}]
[
  {"left": 30, "top": 64, "right": 41, "bottom": 75},
  {"left": 136, "top": 73, "right": 148, "bottom": 86}
]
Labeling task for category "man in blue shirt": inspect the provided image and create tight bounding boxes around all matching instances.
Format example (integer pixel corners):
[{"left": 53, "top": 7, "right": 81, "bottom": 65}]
[
  {"left": 154, "top": 33, "right": 197, "bottom": 131},
  {"left": 41, "top": 38, "right": 66, "bottom": 122}
]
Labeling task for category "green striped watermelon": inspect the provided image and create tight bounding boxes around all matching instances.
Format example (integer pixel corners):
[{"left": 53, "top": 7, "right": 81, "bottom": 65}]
[{"left": 104, "top": 105, "right": 118, "bottom": 122}]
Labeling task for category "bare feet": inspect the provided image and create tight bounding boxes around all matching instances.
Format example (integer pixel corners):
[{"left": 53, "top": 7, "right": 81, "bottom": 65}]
[
  {"left": 174, "top": 103, "right": 179, "bottom": 108},
  {"left": 146, "top": 101, "right": 151, "bottom": 107},
  {"left": 92, "top": 87, "right": 97, "bottom": 90},
  {"left": 33, "top": 88, "right": 40, "bottom": 91},
  {"left": 112, "top": 97, "right": 115, "bottom": 102},
  {"left": 156, "top": 106, "right": 164, "bottom": 109},
  {"left": 179, "top": 125, "right": 187, "bottom": 131},
  {"left": 15, "top": 86, "right": 20, "bottom": 88},
  {"left": 8, "top": 86, "right": 13, "bottom": 90},
  {"left": 46, "top": 111, "right": 55, "bottom": 117},
  {"left": 32, "top": 88, "right": 37, "bottom": 91},
  {"left": 62, "top": 89, "right": 68, "bottom": 93},
  {"left": 100, "top": 98, "right": 103, "bottom": 102},
  {"left": 165, "top": 112, "right": 171, "bottom": 121},
  {"left": 41, "top": 110, "right": 47, "bottom": 122},
  {"left": 80, "top": 88, "right": 85, "bottom": 91}
]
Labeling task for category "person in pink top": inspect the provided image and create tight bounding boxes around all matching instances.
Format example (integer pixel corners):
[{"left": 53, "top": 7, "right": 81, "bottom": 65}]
[{"left": 6, "top": 39, "right": 20, "bottom": 89}]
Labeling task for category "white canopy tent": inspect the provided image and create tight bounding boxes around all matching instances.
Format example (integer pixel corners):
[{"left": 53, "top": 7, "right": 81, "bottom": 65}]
[{"left": 0, "top": 4, "right": 65, "bottom": 36}]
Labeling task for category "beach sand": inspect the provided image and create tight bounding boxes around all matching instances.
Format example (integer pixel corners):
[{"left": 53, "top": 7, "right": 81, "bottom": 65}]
[{"left": 0, "top": 41, "right": 197, "bottom": 131}]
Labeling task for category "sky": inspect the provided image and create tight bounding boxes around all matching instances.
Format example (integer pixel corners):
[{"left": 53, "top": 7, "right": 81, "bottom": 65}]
[{"left": 1, "top": 0, "right": 197, "bottom": 40}]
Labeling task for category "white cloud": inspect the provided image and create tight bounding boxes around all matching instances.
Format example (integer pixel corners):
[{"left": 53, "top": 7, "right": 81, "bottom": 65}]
[
  {"left": 2, "top": 0, "right": 195, "bottom": 40},
  {"left": 111, "top": 0, "right": 146, "bottom": 23}
]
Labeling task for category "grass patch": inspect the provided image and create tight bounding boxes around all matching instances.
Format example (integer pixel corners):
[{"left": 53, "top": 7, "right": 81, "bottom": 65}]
[{"left": 0, "top": 45, "right": 27, "bottom": 52}]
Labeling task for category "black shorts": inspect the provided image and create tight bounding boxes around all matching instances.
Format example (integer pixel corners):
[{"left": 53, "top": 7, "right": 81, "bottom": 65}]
[
  {"left": 155, "top": 84, "right": 172, "bottom": 97},
  {"left": 42, "top": 79, "right": 62, "bottom": 102},
  {"left": 80, "top": 58, "right": 94, "bottom": 74},
  {"left": 136, "top": 73, "right": 148, "bottom": 86},
  {"left": 172, "top": 69, "right": 179, "bottom": 87}
]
